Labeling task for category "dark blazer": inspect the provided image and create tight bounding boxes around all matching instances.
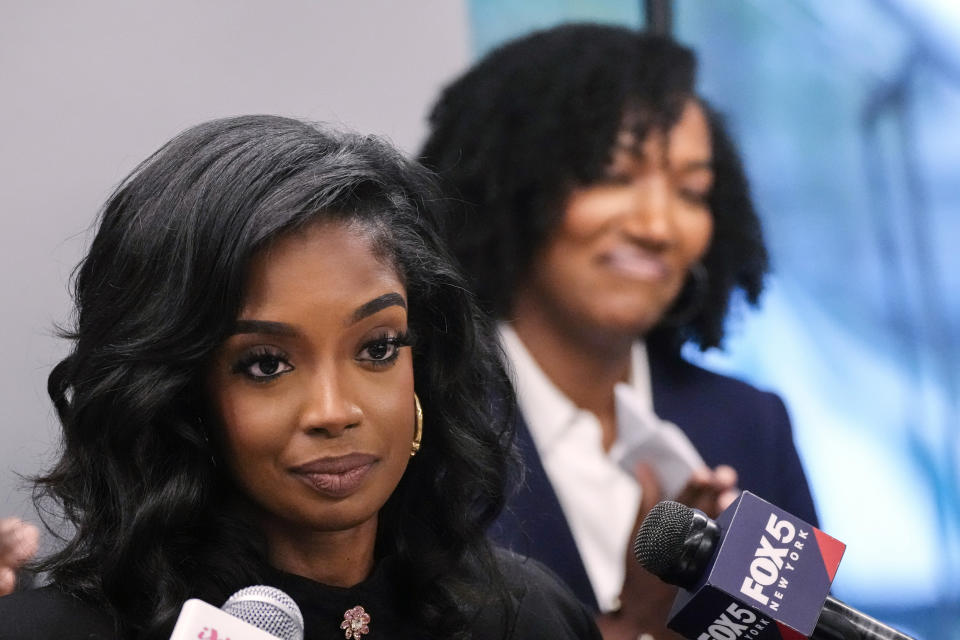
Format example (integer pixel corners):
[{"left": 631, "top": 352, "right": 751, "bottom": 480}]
[{"left": 490, "top": 346, "right": 819, "bottom": 610}]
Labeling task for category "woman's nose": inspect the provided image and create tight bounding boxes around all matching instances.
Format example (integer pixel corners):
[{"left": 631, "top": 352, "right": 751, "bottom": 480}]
[
  {"left": 298, "top": 368, "right": 363, "bottom": 437},
  {"left": 621, "top": 174, "right": 675, "bottom": 246}
]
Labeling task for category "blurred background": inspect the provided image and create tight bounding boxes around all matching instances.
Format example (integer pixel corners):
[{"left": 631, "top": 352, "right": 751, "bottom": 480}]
[
  {"left": 471, "top": 1, "right": 958, "bottom": 637},
  {"left": 2, "top": 1, "right": 957, "bottom": 637}
]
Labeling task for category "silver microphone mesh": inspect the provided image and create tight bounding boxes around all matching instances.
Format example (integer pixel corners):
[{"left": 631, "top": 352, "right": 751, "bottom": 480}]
[{"left": 222, "top": 585, "right": 305, "bottom": 640}]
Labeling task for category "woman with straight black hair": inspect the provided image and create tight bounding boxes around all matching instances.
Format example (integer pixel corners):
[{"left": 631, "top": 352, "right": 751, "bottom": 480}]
[
  {"left": 0, "top": 115, "right": 600, "bottom": 640},
  {"left": 421, "top": 24, "right": 818, "bottom": 639}
]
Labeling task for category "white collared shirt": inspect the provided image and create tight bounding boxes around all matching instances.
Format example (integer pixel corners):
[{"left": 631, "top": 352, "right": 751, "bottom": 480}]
[{"left": 498, "top": 323, "right": 655, "bottom": 612}]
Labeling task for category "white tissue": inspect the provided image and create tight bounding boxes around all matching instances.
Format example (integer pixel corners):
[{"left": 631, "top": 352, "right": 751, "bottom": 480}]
[{"left": 610, "top": 383, "right": 706, "bottom": 499}]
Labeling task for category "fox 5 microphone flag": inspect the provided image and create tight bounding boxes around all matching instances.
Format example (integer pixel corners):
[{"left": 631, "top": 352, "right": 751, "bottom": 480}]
[{"left": 668, "top": 491, "right": 845, "bottom": 640}]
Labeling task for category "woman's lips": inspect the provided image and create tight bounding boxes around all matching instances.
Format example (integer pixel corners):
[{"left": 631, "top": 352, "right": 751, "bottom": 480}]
[
  {"left": 291, "top": 453, "right": 378, "bottom": 499},
  {"left": 599, "top": 245, "right": 669, "bottom": 281}
]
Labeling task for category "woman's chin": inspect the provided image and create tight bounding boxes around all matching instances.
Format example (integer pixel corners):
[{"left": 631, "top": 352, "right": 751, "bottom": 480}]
[{"left": 585, "top": 303, "right": 666, "bottom": 340}]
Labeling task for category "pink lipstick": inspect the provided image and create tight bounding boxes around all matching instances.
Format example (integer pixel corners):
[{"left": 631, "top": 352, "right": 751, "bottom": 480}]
[
  {"left": 600, "top": 245, "right": 669, "bottom": 281},
  {"left": 291, "top": 453, "right": 377, "bottom": 499}
]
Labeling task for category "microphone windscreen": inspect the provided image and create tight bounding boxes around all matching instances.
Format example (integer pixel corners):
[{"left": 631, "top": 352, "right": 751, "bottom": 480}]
[
  {"left": 222, "top": 585, "right": 305, "bottom": 640},
  {"left": 633, "top": 500, "right": 694, "bottom": 582}
]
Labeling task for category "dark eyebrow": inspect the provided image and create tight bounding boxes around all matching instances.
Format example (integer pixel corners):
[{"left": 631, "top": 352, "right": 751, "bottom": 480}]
[
  {"left": 608, "top": 143, "right": 712, "bottom": 172},
  {"left": 229, "top": 293, "right": 406, "bottom": 336},
  {"left": 680, "top": 160, "right": 714, "bottom": 172},
  {"left": 231, "top": 320, "right": 298, "bottom": 337},
  {"left": 349, "top": 292, "right": 406, "bottom": 326}
]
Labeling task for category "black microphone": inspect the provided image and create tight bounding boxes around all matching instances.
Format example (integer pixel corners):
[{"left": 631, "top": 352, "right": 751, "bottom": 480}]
[{"left": 633, "top": 496, "right": 914, "bottom": 640}]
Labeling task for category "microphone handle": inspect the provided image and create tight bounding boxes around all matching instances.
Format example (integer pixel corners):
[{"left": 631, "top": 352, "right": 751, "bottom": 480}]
[{"left": 812, "top": 596, "right": 915, "bottom": 640}]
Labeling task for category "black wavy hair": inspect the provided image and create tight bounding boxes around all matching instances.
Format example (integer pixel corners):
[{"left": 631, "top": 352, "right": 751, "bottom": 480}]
[
  {"left": 33, "top": 115, "right": 515, "bottom": 639},
  {"left": 419, "top": 24, "right": 768, "bottom": 351}
]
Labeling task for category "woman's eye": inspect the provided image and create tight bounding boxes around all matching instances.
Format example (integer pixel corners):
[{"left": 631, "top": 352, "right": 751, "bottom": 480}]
[
  {"left": 234, "top": 350, "right": 293, "bottom": 381},
  {"left": 358, "top": 338, "right": 398, "bottom": 363},
  {"left": 678, "top": 187, "right": 709, "bottom": 205},
  {"left": 598, "top": 172, "right": 635, "bottom": 187},
  {"left": 357, "top": 332, "right": 410, "bottom": 366}
]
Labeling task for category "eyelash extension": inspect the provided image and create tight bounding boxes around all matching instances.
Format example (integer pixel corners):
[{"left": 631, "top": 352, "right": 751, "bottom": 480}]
[
  {"left": 361, "top": 330, "right": 413, "bottom": 368},
  {"left": 231, "top": 346, "right": 291, "bottom": 381},
  {"left": 393, "top": 329, "right": 413, "bottom": 348}
]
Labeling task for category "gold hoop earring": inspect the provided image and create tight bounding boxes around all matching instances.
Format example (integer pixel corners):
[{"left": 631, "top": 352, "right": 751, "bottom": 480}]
[{"left": 411, "top": 393, "right": 423, "bottom": 457}]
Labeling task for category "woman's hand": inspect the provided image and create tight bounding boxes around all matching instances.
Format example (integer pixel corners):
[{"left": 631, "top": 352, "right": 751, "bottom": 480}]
[
  {"left": 597, "top": 464, "right": 685, "bottom": 640},
  {"left": 596, "top": 464, "right": 740, "bottom": 639},
  {"left": 0, "top": 517, "right": 39, "bottom": 596},
  {"left": 674, "top": 464, "right": 739, "bottom": 519}
]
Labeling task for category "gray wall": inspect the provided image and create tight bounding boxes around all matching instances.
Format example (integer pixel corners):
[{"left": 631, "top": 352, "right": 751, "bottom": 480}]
[{"left": 0, "top": 1, "right": 470, "bottom": 534}]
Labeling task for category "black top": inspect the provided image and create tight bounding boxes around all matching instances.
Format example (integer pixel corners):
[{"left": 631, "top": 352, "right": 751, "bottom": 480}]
[{"left": 0, "top": 551, "right": 600, "bottom": 640}]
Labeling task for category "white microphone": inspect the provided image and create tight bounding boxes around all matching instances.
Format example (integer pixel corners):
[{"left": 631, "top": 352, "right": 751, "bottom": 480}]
[{"left": 170, "top": 585, "right": 305, "bottom": 640}]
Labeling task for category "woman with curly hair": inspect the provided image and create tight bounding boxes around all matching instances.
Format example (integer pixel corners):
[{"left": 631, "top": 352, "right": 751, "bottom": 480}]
[
  {"left": 420, "top": 24, "right": 818, "bottom": 639},
  {"left": 0, "top": 115, "right": 600, "bottom": 640}
]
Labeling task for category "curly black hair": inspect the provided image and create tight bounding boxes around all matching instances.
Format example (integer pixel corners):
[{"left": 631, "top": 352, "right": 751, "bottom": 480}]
[
  {"left": 33, "top": 115, "right": 515, "bottom": 638},
  {"left": 419, "top": 23, "right": 768, "bottom": 351}
]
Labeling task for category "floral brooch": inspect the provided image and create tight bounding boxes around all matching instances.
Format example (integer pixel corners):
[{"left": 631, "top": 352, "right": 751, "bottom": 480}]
[{"left": 340, "top": 605, "right": 371, "bottom": 639}]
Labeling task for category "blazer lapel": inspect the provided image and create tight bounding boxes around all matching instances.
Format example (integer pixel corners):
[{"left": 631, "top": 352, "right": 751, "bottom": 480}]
[{"left": 490, "top": 411, "right": 599, "bottom": 610}]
